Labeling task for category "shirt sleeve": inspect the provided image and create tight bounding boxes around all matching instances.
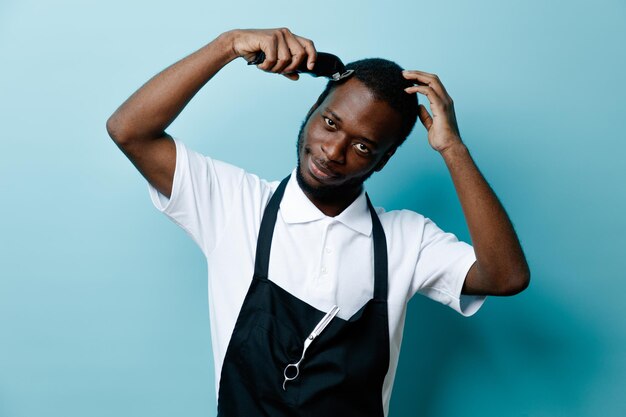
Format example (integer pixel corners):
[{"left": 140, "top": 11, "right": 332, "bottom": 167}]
[
  {"left": 147, "top": 138, "right": 252, "bottom": 257},
  {"left": 411, "top": 217, "right": 486, "bottom": 316}
]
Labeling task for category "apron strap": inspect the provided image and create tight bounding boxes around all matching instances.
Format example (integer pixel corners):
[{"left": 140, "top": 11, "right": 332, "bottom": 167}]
[
  {"left": 254, "top": 175, "right": 388, "bottom": 301},
  {"left": 366, "top": 194, "right": 388, "bottom": 301},
  {"left": 254, "top": 175, "right": 290, "bottom": 278}
]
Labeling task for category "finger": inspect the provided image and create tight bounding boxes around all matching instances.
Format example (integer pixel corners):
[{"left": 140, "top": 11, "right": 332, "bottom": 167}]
[
  {"left": 269, "top": 31, "right": 292, "bottom": 73},
  {"left": 406, "top": 85, "right": 449, "bottom": 122},
  {"left": 281, "top": 31, "right": 307, "bottom": 73},
  {"left": 257, "top": 36, "right": 278, "bottom": 72},
  {"left": 404, "top": 84, "right": 444, "bottom": 108},
  {"left": 402, "top": 69, "right": 441, "bottom": 82},
  {"left": 417, "top": 104, "right": 433, "bottom": 130},
  {"left": 404, "top": 73, "right": 450, "bottom": 100},
  {"left": 402, "top": 70, "right": 451, "bottom": 101},
  {"left": 282, "top": 73, "right": 300, "bottom": 81},
  {"left": 295, "top": 35, "right": 317, "bottom": 70}
]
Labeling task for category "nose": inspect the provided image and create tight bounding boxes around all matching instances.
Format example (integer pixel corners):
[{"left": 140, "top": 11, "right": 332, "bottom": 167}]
[{"left": 321, "top": 136, "right": 347, "bottom": 164}]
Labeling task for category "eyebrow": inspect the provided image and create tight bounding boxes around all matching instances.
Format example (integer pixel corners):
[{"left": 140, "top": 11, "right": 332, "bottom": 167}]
[
  {"left": 324, "top": 108, "right": 379, "bottom": 149},
  {"left": 326, "top": 108, "right": 343, "bottom": 123}
]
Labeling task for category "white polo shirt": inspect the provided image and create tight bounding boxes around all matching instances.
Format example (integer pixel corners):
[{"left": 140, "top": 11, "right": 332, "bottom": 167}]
[{"left": 148, "top": 139, "right": 485, "bottom": 416}]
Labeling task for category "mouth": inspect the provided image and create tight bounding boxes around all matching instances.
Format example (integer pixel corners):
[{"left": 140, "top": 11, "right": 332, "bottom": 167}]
[{"left": 307, "top": 156, "right": 340, "bottom": 183}]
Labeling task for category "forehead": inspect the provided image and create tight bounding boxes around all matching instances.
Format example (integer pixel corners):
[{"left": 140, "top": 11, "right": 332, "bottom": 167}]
[{"left": 320, "top": 78, "right": 402, "bottom": 144}]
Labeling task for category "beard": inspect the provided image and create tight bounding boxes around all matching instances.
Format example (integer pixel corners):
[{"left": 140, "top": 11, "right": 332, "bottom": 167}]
[{"left": 295, "top": 117, "right": 377, "bottom": 203}]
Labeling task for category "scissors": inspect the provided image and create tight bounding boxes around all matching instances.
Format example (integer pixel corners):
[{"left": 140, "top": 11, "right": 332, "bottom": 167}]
[{"left": 282, "top": 305, "right": 340, "bottom": 390}]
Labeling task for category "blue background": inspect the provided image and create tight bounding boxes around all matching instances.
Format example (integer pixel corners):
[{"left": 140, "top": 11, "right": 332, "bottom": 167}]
[{"left": 1, "top": 0, "right": 625, "bottom": 416}]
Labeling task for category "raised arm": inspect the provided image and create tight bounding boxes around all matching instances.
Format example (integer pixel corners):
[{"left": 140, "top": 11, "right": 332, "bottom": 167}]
[
  {"left": 403, "top": 70, "right": 530, "bottom": 296},
  {"left": 106, "top": 28, "right": 317, "bottom": 198}
]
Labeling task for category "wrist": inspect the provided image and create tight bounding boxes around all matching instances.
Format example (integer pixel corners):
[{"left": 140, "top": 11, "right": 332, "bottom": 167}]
[
  {"left": 439, "top": 141, "right": 469, "bottom": 162},
  {"left": 216, "top": 30, "right": 241, "bottom": 62}
]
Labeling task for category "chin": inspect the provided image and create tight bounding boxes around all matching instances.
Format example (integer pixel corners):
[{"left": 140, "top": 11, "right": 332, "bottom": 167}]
[
  {"left": 296, "top": 159, "right": 372, "bottom": 203},
  {"left": 296, "top": 158, "right": 334, "bottom": 200}
]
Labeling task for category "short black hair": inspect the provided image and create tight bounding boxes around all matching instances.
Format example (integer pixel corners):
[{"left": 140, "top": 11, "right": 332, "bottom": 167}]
[{"left": 313, "top": 58, "right": 418, "bottom": 147}]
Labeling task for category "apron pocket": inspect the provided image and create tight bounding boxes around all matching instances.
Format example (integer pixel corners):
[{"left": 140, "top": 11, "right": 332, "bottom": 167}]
[{"left": 237, "top": 310, "right": 302, "bottom": 406}]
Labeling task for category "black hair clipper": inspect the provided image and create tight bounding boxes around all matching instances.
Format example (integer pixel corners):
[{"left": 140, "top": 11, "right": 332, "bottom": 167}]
[{"left": 248, "top": 51, "right": 354, "bottom": 81}]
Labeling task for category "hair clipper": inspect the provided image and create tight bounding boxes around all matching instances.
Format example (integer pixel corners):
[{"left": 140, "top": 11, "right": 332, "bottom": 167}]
[{"left": 248, "top": 51, "right": 354, "bottom": 81}]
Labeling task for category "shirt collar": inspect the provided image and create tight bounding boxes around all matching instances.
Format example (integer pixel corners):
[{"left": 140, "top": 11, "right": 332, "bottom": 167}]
[{"left": 278, "top": 169, "right": 373, "bottom": 236}]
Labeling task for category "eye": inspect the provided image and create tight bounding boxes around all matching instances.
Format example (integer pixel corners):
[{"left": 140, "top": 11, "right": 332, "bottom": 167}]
[
  {"left": 323, "top": 116, "right": 336, "bottom": 128},
  {"left": 354, "top": 143, "right": 370, "bottom": 154}
]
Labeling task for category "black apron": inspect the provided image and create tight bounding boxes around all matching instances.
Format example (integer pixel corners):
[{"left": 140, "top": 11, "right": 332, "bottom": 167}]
[{"left": 217, "top": 175, "right": 390, "bottom": 417}]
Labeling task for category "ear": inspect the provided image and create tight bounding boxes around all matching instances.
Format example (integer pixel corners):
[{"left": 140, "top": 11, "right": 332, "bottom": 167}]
[{"left": 374, "top": 146, "right": 397, "bottom": 172}]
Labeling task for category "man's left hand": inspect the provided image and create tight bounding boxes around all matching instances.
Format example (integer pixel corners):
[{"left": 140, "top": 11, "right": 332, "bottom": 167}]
[{"left": 403, "top": 70, "right": 463, "bottom": 153}]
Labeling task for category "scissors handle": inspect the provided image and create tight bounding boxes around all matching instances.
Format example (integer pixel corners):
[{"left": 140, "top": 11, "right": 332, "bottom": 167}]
[
  {"left": 284, "top": 362, "right": 299, "bottom": 379},
  {"left": 283, "top": 353, "right": 304, "bottom": 390}
]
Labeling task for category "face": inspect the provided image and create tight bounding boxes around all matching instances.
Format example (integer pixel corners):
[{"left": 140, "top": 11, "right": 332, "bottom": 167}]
[{"left": 296, "top": 78, "right": 403, "bottom": 201}]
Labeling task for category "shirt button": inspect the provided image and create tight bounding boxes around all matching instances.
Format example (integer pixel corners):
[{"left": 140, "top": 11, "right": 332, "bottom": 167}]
[
  {"left": 321, "top": 266, "right": 327, "bottom": 274},
  {"left": 325, "top": 247, "right": 332, "bottom": 254}
]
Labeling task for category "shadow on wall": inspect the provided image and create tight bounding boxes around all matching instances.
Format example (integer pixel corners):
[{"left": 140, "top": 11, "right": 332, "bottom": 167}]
[
  {"left": 390, "top": 286, "right": 602, "bottom": 416},
  {"left": 378, "top": 166, "right": 603, "bottom": 416}
]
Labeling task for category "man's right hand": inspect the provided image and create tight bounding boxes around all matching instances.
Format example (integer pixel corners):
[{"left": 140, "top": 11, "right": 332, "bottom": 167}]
[
  {"left": 107, "top": 28, "right": 317, "bottom": 199},
  {"left": 229, "top": 28, "right": 317, "bottom": 81}
]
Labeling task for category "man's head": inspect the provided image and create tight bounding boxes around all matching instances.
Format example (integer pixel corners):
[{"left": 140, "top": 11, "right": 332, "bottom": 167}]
[{"left": 296, "top": 58, "right": 418, "bottom": 202}]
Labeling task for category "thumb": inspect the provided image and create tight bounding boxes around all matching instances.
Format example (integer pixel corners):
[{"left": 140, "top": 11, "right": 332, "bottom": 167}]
[{"left": 418, "top": 105, "right": 433, "bottom": 130}]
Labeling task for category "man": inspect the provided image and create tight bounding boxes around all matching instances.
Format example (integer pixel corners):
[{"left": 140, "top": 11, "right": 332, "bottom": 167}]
[{"left": 107, "top": 28, "right": 529, "bottom": 417}]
